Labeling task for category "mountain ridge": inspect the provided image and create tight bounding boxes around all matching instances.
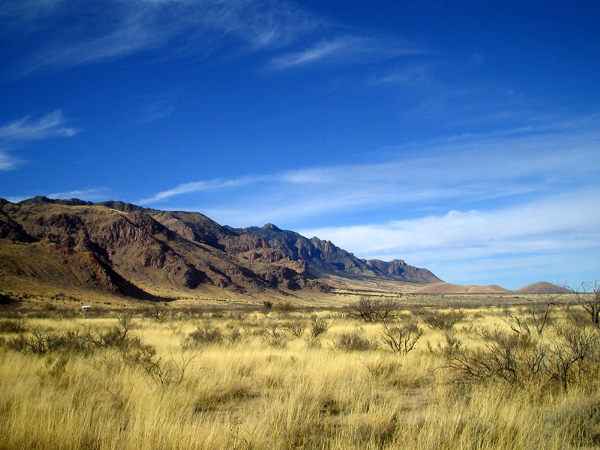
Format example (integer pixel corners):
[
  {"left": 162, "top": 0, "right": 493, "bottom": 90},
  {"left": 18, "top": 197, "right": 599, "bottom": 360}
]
[
  {"left": 0, "top": 197, "right": 440, "bottom": 301},
  {"left": 233, "top": 223, "right": 441, "bottom": 285}
]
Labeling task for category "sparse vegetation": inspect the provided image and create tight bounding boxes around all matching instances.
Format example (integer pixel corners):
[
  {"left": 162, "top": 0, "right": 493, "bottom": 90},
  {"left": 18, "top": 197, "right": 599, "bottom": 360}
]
[{"left": 2, "top": 293, "right": 600, "bottom": 449}]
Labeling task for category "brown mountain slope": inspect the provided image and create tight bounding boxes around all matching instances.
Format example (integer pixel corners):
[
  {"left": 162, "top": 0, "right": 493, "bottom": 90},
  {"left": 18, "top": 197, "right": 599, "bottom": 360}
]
[
  {"left": 0, "top": 240, "right": 164, "bottom": 300},
  {"left": 0, "top": 199, "right": 319, "bottom": 299}
]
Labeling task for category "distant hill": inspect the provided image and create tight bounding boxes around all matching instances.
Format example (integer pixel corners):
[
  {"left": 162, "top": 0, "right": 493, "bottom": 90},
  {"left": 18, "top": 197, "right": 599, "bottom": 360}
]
[
  {"left": 515, "top": 282, "right": 571, "bottom": 294},
  {"left": 0, "top": 197, "right": 442, "bottom": 301},
  {"left": 414, "top": 281, "right": 570, "bottom": 295},
  {"left": 415, "top": 282, "right": 510, "bottom": 294}
]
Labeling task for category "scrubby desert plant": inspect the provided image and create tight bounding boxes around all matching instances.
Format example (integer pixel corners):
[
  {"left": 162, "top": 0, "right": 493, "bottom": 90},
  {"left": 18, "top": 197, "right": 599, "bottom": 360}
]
[
  {"left": 380, "top": 321, "right": 423, "bottom": 355},
  {"left": 332, "top": 329, "right": 378, "bottom": 351},
  {"left": 309, "top": 315, "right": 329, "bottom": 338},
  {"left": 281, "top": 319, "right": 306, "bottom": 338},
  {"left": 183, "top": 320, "right": 223, "bottom": 347},
  {"left": 0, "top": 317, "right": 27, "bottom": 333},
  {"left": 348, "top": 297, "right": 399, "bottom": 322},
  {"left": 423, "top": 310, "right": 465, "bottom": 331}
]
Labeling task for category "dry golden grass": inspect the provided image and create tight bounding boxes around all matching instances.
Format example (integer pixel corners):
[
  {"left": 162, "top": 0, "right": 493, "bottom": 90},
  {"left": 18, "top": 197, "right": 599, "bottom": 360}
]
[{"left": 1, "top": 301, "right": 600, "bottom": 450}]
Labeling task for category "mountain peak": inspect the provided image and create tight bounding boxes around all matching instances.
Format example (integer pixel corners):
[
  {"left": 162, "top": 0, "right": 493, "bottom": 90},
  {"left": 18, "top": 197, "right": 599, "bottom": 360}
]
[{"left": 263, "top": 223, "right": 282, "bottom": 232}]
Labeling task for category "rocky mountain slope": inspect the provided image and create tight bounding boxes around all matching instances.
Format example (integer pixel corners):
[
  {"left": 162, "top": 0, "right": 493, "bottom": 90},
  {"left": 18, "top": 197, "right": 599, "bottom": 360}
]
[
  {"left": 234, "top": 224, "right": 441, "bottom": 285},
  {"left": 0, "top": 197, "right": 325, "bottom": 300}
]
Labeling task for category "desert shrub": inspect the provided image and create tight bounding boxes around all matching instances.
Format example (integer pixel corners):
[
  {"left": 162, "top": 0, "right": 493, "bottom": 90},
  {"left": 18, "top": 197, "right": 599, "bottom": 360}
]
[
  {"left": 441, "top": 320, "right": 600, "bottom": 391},
  {"left": 332, "top": 329, "right": 379, "bottom": 351},
  {"left": 80, "top": 313, "right": 142, "bottom": 351},
  {"left": 274, "top": 301, "right": 295, "bottom": 312},
  {"left": 569, "top": 281, "right": 600, "bottom": 330},
  {"left": 262, "top": 322, "right": 288, "bottom": 347},
  {"left": 4, "top": 326, "right": 87, "bottom": 355},
  {"left": 361, "top": 355, "right": 402, "bottom": 381},
  {"left": 423, "top": 310, "right": 466, "bottom": 330},
  {"left": 546, "top": 323, "right": 600, "bottom": 391},
  {"left": 143, "top": 303, "right": 170, "bottom": 321},
  {"left": 0, "top": 317, "right": 27, "bottom": 333},
  {"left": 309, "top": 315, "right": 330, "bottom": 338},
  {"left": 183, "top": 320, "right": 223, "bottom": 347},
  {"left": 281, "top": 319, "right": 306, "bottom": 338},
  {"left": 226, "top": 328, "right": 242, "bottom": 343},
  {"left": 348, "top": 297, "right": 400, "bottom": 322},
  {"left": 380, "top": 321, "right": 423, "bottom": 354},
  {"left": 135, "top": 350, "right": 196, "bottom": 387},
  {"left": 441, "top": 324, "right": 551, "bottom": 388}
]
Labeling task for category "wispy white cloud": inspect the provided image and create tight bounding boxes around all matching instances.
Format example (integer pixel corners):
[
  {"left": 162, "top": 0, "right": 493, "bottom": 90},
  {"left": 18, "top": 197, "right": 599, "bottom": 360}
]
[
  {"left": 141, "top": 122, "right": 600, "bottom": 224},
  {"left": 0, "top": 110, "right": 79, "bottom": 142},
  {"left": 4, "top": 0, "right": 326, "bottom": 77},
  {"left": 139, "top": 175, "right": 271, "bottom": 204},
  {"left": 0, "top": 110, "right": 79, "bottom": 171},
  {"left": 267, "top": 36, "right": 423, "bottom": 70},
  {"left": 47, "top": 187, "right": 109, "bottom": 200},
  {"left": 0, "top": 150, "right": 24, "bottom": 171},
  {"left": 299, "top": 190, "right": 600, "bottom": 259},
  {"left": 139, "top": 118, "right": 600, "bottom": 285}
]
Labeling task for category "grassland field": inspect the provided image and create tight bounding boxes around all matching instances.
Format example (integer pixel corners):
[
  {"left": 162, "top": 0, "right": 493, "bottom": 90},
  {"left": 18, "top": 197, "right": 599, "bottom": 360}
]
[{"left": 1, "top": 293, "right": 600, "bottom": 450}]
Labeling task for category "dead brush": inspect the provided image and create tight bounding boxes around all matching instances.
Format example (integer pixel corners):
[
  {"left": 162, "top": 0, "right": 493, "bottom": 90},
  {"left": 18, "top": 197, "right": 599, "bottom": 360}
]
[{"left": 380, "top": 321, "right": 423, "bottom": 355}]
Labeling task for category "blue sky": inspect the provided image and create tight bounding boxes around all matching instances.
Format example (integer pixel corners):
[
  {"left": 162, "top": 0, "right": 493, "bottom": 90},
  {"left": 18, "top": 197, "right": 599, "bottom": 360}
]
[{"left": 1, "top": 0, "right": 599, "bottom": 289}]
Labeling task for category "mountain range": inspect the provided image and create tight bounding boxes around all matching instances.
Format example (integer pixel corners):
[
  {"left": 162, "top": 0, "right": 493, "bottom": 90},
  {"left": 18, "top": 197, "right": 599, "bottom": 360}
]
[
  {"left": 0, "top": 196, "right": 442, "bottom": 302},
  {"left": 0, "top": 197, "right": 570, "bottom": 303}
]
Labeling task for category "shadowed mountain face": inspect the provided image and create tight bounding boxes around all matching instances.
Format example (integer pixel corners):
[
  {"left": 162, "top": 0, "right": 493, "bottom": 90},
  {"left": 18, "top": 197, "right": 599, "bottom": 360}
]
[
  {"left": 0, "top": 197, "right": 442, "bottom": 300},
  {"left": 234, "top": 224, "right": 442, "bottom": 285}
]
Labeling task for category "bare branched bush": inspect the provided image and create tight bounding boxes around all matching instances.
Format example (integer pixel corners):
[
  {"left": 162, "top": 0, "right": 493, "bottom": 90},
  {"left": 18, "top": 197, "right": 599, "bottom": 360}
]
[
  {"left": 348, "top": 297, "right": 399, "bottom": 322},
  {"left": 80, "top": 313, "right": 142, "bottom": 352},
  {"left": 281, "top": 319, "right": 306, "bottom": 338},
  {"left": 442, "top": 317, "right": 600, "bottom": 391},
  {"left": 547, "top": 323, "right": 600, "bottom": 390},
  {"left": 423, "top": 310, "right": 465, "bottom": 331},
  {"left": 4, "top": 326, "right": 87, "bottom": 354},
  {"left": 568, "top": 282, "right": 600, "bottom": 331},
  {"left": 227, "top": 328, "right": 242, "bottom": 344},
  {"left": 442, "top": 326, "right": 544, "bottom": 387},
  {"left": 380, "top": 321, "right": 423, "bottom": 355},
  {"left": 262, "top": 322, "right": 288, "bottom": 347},
  {"left": 143, "top": 304, "right": 170, "bottom": 321},
  {"left": 136, "top": 350, "right": 196, "bottom": 387}
]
